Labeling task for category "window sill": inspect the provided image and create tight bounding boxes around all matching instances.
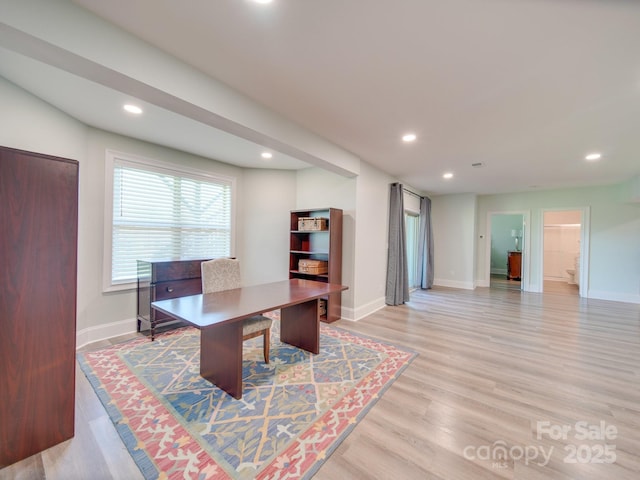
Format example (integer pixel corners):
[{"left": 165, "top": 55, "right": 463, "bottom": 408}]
[{"left": 103, "top": 282, "right": 137, "bottom": 294}]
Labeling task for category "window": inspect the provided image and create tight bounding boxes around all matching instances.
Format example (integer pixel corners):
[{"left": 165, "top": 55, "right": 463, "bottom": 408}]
[
  {"left": 104, "top": 150, "right": 235, "bottom": 290},
  {"left": 405, "top": 212, "right": 420, "bottom": 289}
]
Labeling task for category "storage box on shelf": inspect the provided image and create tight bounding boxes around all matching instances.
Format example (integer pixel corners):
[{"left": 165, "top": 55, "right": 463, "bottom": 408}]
[
  {"left": 298, "top": 217, "right": 328, "bottom": 231},
  {"left": 319, "top": 299, "right": 327, "bottom": 316},
  {"left": 289, "top": 208, "right": 343, "bottom": 323},
  {"left": 298, "top": 259, "right": 328, "bottom": 274}
]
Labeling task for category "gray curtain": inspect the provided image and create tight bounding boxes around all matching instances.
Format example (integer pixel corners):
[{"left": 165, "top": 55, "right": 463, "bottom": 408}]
[
  {"left": 418, "top": 196, "right": 434, "bottom": 289},
  {"left": 385, "top": 183, "right": 410, "bottom": 305}
]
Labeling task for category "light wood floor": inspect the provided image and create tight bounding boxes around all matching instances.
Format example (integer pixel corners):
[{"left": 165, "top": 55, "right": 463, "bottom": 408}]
[
  {"left": 491, "top": 274, "right": 580, "bottom": 297},
  {"left": 2, "top": 286, "right": 639, "bottom": 479}
]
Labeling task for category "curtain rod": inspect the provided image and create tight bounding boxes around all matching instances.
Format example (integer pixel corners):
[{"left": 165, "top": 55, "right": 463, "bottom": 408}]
[
  {"left": 391, "top": 182, "right": 423, "bottom": 198},
  {"left": 402, "top": 187, "right": 422, "bottom": 198}
]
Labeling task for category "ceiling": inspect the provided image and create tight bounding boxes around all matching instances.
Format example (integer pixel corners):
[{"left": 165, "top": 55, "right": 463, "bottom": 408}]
[
  {"left": 4, "top": 0, "right": 640, "bottom": 195},
  {"left": 0, "top": 45, "right": 310, "bottom": 171}
]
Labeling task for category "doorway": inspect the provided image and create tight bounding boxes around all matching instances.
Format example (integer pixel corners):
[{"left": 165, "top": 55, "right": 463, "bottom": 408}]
[
  {"left": 542, "top": 209, "right": 583, "bottom": 296},
  {"left": 487, "top": 212, "right": 527, "bottom": 291}
]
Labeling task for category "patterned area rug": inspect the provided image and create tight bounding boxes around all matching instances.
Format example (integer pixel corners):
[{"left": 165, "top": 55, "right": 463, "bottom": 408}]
[{"left": 77, "top": 319, "right": 416, "bottom": 479}]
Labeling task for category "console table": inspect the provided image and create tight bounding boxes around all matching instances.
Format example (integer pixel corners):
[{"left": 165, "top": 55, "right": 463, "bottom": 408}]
[
  {"left": 137, "top": 259, "right": 209, "bottom": 340},
  {"left": 507, "top": 251, "right": 522, "bottom": 280}
]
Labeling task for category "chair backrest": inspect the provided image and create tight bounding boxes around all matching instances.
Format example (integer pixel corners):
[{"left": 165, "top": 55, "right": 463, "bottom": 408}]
[{"left": 201, "top": 258, "right": 241, "bottom": 294}]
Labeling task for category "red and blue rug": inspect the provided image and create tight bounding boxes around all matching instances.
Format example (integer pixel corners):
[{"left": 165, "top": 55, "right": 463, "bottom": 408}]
[{"left": 77, "top": 320, "right": 416, "bottom": 479}]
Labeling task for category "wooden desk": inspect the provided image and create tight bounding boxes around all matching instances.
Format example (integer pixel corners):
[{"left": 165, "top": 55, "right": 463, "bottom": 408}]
[{"left": 152, "top": 278, "right": 348, "bottom": 399}]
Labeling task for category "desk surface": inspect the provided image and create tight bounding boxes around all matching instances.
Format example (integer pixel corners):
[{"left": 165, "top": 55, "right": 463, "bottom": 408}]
[{"left": 152, "top": 278, "right": 347, "bottom": 328}]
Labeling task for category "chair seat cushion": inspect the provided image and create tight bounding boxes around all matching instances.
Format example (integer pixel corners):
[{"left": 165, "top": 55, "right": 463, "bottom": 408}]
[{"left": 243, "top": 315, "right": 273, "bottom": 336}]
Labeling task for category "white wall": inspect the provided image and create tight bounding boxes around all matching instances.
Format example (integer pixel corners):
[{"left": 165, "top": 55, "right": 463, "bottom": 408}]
[
  {"left": 294, "top": 164, "right": 412, "bottom": 321},
  {"left": 0, "top": 76, "right": 300, "bottom": 345},
  {"left": 82, "top": 128, "right": 245, "bottom": 334},
  {"left": 0, "top": 77, "right": 93, "bottom": 327},
  {"left": 0, "top": 76, "right": 86, "bottom": 159},
  {"left": 295, "top": 167, "right": 357, "bottom": 314},
  {"left": 240, "top": 169, "right": 296, "bottom": 286},
  {"left": 431, "top": 194, "right": 478, "bottom": 289},
  {"left": 352, "top": 162, "right": 396, "bottom": 319},
  {"left": 477, "top": 186, "right": 640, "bottom": 303}
]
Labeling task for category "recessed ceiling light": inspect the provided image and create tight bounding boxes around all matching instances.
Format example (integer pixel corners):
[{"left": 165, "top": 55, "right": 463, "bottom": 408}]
[
  {"left": 402, "top": 133, "right": 417, "bottom": 142},
  {"left": 443, "top": 172, "right": 453, "bottom": 179},
  {"left": 261, "top": 152, "right": 273, "bottom": 159},
  {"left": 123, "top": 104, "right": 142, "bottom": 114},
  {"left": 585, "top": 153, "right": 602, "bottom": 161},
  {"left": 253, "top": 0, "right": 273, "bottom": 3}
]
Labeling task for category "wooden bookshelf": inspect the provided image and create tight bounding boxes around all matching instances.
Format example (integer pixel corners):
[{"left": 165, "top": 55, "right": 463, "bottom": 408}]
[{"left": 289, "top": 208, "right": 343, "bottom": 322}]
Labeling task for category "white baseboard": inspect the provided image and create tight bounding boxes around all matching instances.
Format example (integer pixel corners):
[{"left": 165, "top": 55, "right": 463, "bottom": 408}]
[
  {"left": 340, "top": 296, "right": 386, "bottom": 322},
  {"left": 491, "top": 268, "right": 507, "bottom": 275},
  {"left": 77, "top": 299, "right": 388, "bottom": 348},
  {"left": 76, "top": 317, "right": 137, "bottom": 350},
  {"left": 587, "top": 290, "right": 640, "bottom": 304},
  {"left": 476, "top": 279, "right": 490, "bottom": 287},
  {"left": 527, "top": 284, "right": 543, "bottom": 293},
  {"left": 433, "top": 278, "right": 475, "bottom": 290}
]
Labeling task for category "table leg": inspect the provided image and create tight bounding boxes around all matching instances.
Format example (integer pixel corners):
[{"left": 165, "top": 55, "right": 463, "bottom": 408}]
[
  {"left": 280, "top": 299, "right": 319, "bottom": 354},
  {"left": 200, "top": 322, "right": 243, "bottom": 399}
]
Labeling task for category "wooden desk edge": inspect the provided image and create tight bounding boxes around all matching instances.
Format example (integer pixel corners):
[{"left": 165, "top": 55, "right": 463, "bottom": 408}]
[{"left": 151, "top": 281, "right": 348, "bottom": 329}]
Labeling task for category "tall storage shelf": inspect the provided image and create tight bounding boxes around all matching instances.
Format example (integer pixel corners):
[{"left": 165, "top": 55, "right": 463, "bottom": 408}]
[
  {"left": 1, "top": 146, "right": 78, "bottom": 467},
  {"left": 289, "top": 208, "right": 343, "bottom": 323}
]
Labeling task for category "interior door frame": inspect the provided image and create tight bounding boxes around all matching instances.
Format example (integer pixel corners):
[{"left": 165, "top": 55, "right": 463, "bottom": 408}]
[
  {"left": 540, "top": 206, "right": 590, "bottom": 297},
  {"left": 485, "top": 210, "right": 530, "bottom": 292}
]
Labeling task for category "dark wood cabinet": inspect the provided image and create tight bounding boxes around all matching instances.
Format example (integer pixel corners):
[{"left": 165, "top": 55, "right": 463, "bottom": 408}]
[
  {"left": 507, "top": 251, "right": 522, "bottom": 280},
  {"left": 137, "top": 259, "right": 208, "bottom": 339},
  {"left": 0, "top": 146, "right": 78, "bottom": 467},
  {"left": 289, "top": 208, "right": 343, "bottom": 323}
]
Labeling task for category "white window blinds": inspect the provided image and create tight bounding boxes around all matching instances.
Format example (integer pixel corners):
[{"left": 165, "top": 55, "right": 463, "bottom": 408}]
[{"left": 111, "top": 159, "right": 232, "bottom": 285}]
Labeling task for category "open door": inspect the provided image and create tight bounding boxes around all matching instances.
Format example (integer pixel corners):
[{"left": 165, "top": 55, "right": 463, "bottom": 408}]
[
  {"left": 541, "top": 208, "right": 590, "bottom": 297},
  {"left": 487, "top": 212, "right": 527, "bottom": 291}
]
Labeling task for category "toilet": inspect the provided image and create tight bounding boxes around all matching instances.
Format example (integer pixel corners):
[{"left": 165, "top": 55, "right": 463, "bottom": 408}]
[{"left": 567, "top": 255, "right": 580, "bottom": 285}]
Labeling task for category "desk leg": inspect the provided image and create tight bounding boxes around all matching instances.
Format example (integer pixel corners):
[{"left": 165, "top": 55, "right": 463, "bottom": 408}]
[
  {"left": 200, "top": 322, "right": 243, "bottom": 399},
  {"left": 280, "top": 299, "right": 319, "bottom": 354}
]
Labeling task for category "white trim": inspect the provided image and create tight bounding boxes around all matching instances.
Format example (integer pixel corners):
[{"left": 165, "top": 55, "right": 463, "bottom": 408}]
[
  {"left": 102, "top": 149, "right": 237, "bottom": 292},
  {"left": 587, "top": 290, "right": 640, "bottom": 304},
  {"left": 540, "top": 206, "right": 590, "bottom": 298},
  {"left": 76, "top": 318, "right": 137, "bottom": 350},
  {"left": 434, "top": 278, "right": 475, "bottom": 290},
  {"left": 341, "top": 297, "right": 386, "bottom": 321},
  {"left": 578, "top": 207, "right": 591, "bottom": 297},
  {"left": 485, "top": 210, "right": 531, "bottom": 292}
]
